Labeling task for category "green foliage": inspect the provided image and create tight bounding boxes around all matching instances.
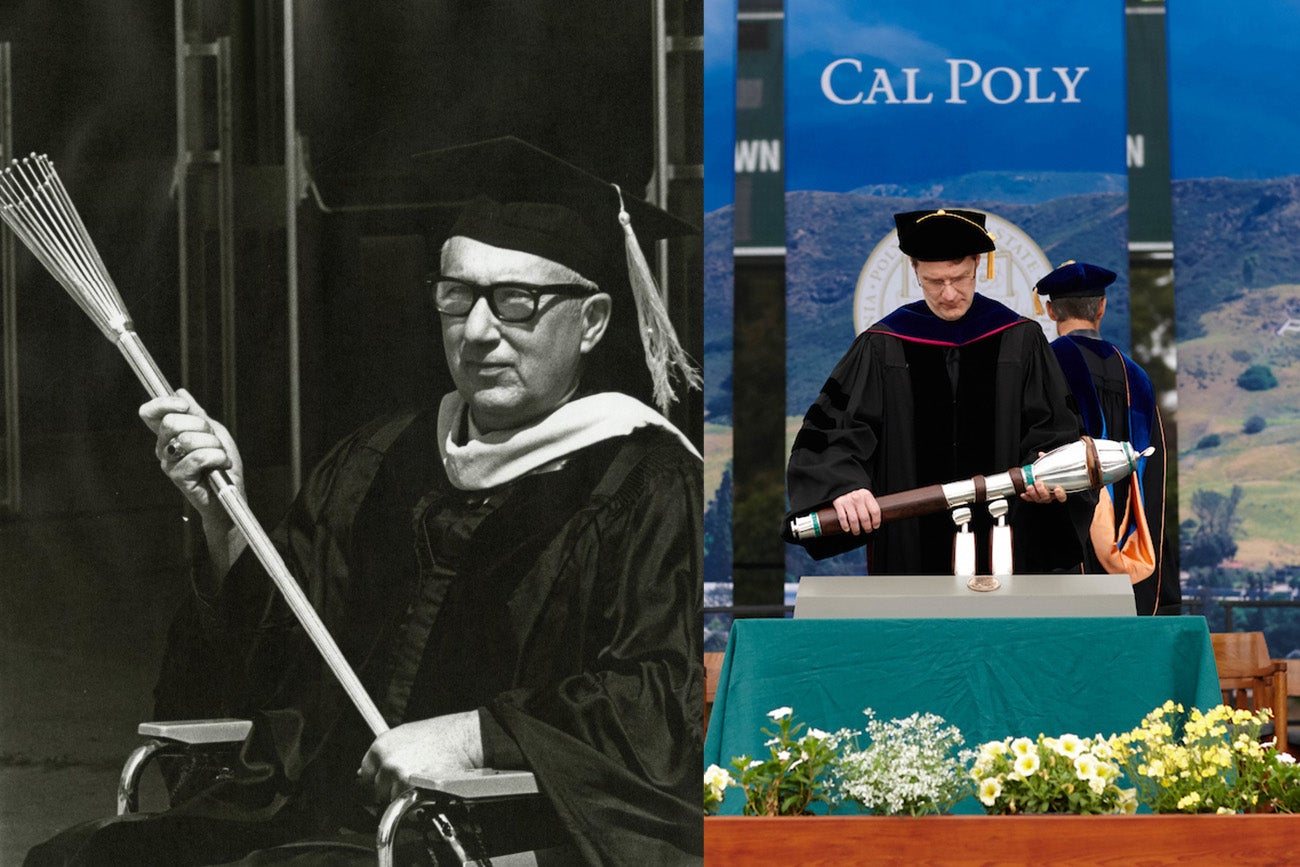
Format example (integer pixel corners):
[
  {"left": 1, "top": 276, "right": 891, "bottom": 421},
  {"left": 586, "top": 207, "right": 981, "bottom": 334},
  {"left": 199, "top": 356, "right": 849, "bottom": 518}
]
[
  {"left": 1231, "top": 349, "right": 1253, "bottom": 364},
  {"left": 703, "top": 465, "right": 733, "bottom": 584},
  {"left": 1113, "top": 703, "right": 1284, "bottom": 813},
  {"left": 1181, "top": 487, "right": 1242, "bottom": 569},
  {"left": 969, "top": 733, "right": 1133, "bottom": 815},
  {"left": 730, "top": 708, "right": 848, "bottom": 816},
  {"left": 1196, "top": 434, "right": 1221, "bottom": 450},
  {"left": 1237, "top": 364, "right": 1278, "bottom": 392},
  {"left": 1243, "top": 415, "right": 1267, "bottom": 435}
]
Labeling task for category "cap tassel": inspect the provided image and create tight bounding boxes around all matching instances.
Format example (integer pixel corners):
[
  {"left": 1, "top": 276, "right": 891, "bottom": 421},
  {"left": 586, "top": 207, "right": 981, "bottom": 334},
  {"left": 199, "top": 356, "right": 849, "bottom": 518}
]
[
  {"left": 1033, "top": 292, "right": 1044, "bottom": 316},
  {"left": 985, "top": 244, "right": 996, "bottom": 281},
  {"left": 613, "top": 185, "right": 701, "bottom": 414}
]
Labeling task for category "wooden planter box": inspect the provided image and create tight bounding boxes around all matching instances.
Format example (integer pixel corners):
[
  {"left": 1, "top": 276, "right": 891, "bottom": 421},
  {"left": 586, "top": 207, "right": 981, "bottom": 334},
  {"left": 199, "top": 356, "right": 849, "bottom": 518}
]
[{"left": 705, "top": 813, "right": 1300, "bottom": 864}]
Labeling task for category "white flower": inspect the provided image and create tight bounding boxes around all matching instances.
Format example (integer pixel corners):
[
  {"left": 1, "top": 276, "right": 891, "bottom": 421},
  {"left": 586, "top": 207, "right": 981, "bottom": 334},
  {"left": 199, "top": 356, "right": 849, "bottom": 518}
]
[
  {"left": 768, "top": 706, "right": 793, "bottom": 721},
  {"left": 1012, "top": 752, "right": 1040, "bottom": 779},
  {"left": 1278, "top": 752, "right": 1297, "bottom": 765},
  {"left": 1010, "top": 737, "right": 1036, "bottom": 758},
  {"left": 1056, "top": 733, "right": 1084, "bottom": 759},
  {"left": 978, "top": 776, "right": 1003, "bottom": 806},
  {"left": 704, "top": 764, "right": 733, "bottom": 798},
  {"left": 804, "top": 728, "right": 830, "bottom": 741},
  {"left": 704, "top": 764, "right": 732, "bottom": 785},
  {"left": 777, "top": 750, "right": 791, "bottom": 762},
  {"left": 747, "top": 759, "right": 763, "bottom": 770},
  {"left": 980, "top": 740, "right": 1009, "bottom": 760},
  {"left": 1090, "top": 738, "right": 1114, "bottom": 762},
  {"left": 1073, "top": 754, "right": 1099, "bottom": 781}
]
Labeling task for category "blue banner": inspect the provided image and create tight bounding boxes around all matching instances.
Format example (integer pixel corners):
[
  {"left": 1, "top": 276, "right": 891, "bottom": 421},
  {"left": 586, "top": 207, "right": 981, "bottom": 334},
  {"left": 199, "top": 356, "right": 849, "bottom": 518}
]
[
  {"left": 1169, "top": 1, "right": 1300, "bottom": 637},
  {"left": 703, "top": 0, "right": 737, "bottom": 650},
  {"left": 784, "top": 1, "right": 1127, "bottom": 578}
]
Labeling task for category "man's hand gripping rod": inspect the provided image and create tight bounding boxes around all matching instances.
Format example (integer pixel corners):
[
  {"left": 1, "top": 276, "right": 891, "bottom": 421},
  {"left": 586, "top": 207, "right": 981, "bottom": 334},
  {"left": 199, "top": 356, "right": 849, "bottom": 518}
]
[{"left": 0, "top": 154, "right": 388, "bottom": 736}]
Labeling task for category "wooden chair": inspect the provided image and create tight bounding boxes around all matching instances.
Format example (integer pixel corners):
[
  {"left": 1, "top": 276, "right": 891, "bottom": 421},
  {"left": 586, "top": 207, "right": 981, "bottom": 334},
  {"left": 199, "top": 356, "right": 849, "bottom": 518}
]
[
  {"left": 704, "top": 651, "right": 725, "bottom": 737},
  {"left": 1274, "top": 657, "right": 1300, "bottom": 756},
  {"left": 1211, "top": 631, "right": 1289, "bottom": 751}
]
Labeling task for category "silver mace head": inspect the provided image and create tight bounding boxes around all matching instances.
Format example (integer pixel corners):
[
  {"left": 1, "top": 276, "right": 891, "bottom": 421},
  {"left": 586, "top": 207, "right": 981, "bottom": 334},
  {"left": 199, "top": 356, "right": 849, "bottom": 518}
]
[{"left": 1025, "top": 436, "right": 1153, "bottom": 495}]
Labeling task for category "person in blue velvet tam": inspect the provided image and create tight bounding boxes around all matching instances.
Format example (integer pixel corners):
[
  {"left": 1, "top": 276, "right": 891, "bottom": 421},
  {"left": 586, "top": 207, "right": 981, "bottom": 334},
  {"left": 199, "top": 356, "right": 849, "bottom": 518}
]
[
  {"left": 1035, "top": 260, "right": 1178, "bottom": 615},
  {"left": 784, "top": 208, "right": 1088, "bottom": 575}
]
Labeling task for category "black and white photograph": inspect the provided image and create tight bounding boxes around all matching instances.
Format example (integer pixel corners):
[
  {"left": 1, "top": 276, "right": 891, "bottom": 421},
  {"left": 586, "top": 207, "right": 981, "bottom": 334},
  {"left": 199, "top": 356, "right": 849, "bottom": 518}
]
[{"left": 0, "top": 3, "right": 704, "bottom": 864}]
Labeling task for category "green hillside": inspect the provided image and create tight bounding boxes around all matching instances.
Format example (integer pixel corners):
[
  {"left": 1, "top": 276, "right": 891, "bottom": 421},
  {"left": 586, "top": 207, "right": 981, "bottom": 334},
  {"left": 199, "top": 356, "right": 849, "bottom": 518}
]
[{"left": 1178, "top": 283, "right": 1300, "bottom": 568}]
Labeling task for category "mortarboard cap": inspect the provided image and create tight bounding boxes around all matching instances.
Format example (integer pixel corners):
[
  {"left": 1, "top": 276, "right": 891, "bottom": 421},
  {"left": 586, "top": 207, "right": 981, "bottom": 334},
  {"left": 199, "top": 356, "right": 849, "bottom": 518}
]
[
  {"left": 411, "top": 136, "right": 701, "bottom": 412},
  {"left": 894, "top": 208, "right": 998, "bottom": 281},
  {"left": 894, "top": 208, "right": 997, "bottom": 262},
  {"left": 413, "top": 136, "right": 696, "bottom": 281},
  {"left": 1033, "top": 260, "right": 1117, "bottom": 299}
]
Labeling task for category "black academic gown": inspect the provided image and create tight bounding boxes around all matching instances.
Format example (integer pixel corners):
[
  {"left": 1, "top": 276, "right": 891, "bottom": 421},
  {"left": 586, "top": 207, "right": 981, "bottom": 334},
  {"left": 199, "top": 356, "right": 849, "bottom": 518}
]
[
  {"left": 28, "top": 406, "right": 703, "bottom": 867},
  {"left": 1051, "top": 332, "right": 1178, "bottom": 615},
  {"left": 785, "top": 294, "right": 1087, "bottom": 574}
]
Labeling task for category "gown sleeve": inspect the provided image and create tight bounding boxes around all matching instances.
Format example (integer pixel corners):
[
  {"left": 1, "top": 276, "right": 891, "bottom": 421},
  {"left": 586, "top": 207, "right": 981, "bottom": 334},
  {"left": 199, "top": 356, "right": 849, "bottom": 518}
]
[{"left": 786, "top": 332, "right": 885, "bottom": 511}]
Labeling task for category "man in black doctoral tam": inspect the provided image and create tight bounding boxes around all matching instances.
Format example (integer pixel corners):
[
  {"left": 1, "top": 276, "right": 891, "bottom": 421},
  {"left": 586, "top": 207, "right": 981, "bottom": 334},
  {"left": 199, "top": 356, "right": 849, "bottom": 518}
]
[
  {"left": 784, "top": 208, "right": 1087, "bottom": 575},
  {"left": 27, "top": 138, "right": 703, "bottom": 866}
]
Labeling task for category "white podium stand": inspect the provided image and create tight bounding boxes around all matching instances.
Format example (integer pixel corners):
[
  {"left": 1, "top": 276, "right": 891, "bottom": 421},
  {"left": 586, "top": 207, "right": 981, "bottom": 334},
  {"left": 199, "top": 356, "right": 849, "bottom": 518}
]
[{"left": 792, "top": 573, "right": 1135, "bottom": 619}]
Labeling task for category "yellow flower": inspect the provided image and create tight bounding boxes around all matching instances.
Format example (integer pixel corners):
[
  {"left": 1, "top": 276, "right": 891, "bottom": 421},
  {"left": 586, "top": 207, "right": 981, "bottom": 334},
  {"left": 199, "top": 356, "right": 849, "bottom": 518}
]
[{"left": 1177, "top": 792, "right": 1202, "bottom": 810}]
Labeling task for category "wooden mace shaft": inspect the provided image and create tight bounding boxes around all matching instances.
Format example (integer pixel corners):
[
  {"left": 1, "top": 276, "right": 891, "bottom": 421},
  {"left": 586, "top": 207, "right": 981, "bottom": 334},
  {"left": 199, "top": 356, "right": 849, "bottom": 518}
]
[{"left": 805, "top": 468, "right": 1029, "bottom": 538}]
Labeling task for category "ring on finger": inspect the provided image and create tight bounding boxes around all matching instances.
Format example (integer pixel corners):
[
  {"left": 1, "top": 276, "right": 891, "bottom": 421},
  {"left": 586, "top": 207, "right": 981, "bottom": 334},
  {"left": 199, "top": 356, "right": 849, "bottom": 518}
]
[{"left": 165, "top": 436, "right": 184, "bottom": 460}]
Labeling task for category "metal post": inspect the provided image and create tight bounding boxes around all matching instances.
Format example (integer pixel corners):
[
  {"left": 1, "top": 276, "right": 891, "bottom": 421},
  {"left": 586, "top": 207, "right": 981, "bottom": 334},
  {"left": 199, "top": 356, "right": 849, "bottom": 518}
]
[
  {"left": 284, "top": 0, "right": 301, "bottom": 492},
  {"left": 216, "top": 36, "right": 237, "bottom": 435},
  {"left": 0, "top": 41, "right": 18, "bottom": 513},
  {"left": 651, "top": 0, "right": 671, "bottom": 304},
  {"left": 174, "top": 0, "right": 189, "bottom": 389}
]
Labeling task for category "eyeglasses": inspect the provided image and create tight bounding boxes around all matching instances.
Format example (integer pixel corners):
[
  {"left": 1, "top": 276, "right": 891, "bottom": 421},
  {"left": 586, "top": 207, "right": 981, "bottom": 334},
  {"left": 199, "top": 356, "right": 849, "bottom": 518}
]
[
  {"left": 428, "top": 275, "right": 595, "bottom": 323},
  {"left": 917, "top": 271, "right": 977, "bottom": 292}
]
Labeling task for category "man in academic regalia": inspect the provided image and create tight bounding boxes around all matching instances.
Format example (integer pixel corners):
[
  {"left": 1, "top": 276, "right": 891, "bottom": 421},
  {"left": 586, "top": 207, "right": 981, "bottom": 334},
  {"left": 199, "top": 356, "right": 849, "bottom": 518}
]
[
  {"left": 1035, "top": 260, "right": 1179, "bottom": 615},
  {"left": 26, "top": 138, "right": 703, "bottom": 866},
  {"left": 784, "top": 208, "right": 1086, "bottom": 575}
]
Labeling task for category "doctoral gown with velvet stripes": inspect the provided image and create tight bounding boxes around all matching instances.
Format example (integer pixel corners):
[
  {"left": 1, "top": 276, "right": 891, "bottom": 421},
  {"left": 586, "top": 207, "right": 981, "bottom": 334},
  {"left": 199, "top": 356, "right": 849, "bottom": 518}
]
[
  {"left": 1051, "top": 332, "right": 1178, "bottom": 615},
  {"left": 785, "top": 294, "right": 1088, "bottom": 575}
]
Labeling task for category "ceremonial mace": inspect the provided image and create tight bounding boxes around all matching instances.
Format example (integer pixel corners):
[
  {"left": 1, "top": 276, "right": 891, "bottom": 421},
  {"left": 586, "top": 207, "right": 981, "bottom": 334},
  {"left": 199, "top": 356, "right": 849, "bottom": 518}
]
[
  {"left": 788, "top": 436, "right": 1150, "bottom": 541},
  {"left": 0, "top": 155, "right": 388, "bottom": 737}
]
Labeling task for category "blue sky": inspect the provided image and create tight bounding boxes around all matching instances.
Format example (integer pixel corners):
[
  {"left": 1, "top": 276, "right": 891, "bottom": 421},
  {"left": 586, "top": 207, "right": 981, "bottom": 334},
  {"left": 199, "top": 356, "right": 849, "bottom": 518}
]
[
  {"left": 1168, "top": 0, "right": 1300, "bottom": 180},
  {"left": 704, "top": 0, "right": 736, "bottom": 212},
  {"left": 783, "top": 1, "right": 1127, "bottom": 192}
]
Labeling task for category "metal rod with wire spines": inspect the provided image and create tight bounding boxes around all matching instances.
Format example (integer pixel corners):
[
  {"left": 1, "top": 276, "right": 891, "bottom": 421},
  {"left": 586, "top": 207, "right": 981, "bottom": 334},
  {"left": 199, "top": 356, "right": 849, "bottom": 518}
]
[{"left": 0, "top": 154, "right": 388, "bottom": 737}]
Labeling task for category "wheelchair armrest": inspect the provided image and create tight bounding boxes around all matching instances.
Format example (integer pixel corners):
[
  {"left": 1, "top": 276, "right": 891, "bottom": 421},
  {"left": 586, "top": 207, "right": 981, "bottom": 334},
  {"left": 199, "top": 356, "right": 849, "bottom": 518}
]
[
  {"left": 118, "top": 718, "right": 253, "bottom": 815},
  {"left": 137, "top": 718, "right": 253, "bottom": 744},
  {"left": 406, "top": 768, "right": 538, "bottom": 798},
  {"left": 377, "top": 769, "right": 543, "bottom": 867}
]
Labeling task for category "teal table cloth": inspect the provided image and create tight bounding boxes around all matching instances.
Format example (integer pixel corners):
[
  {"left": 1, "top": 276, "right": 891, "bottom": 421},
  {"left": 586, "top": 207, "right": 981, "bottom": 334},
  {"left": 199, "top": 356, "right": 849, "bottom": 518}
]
[{"left": 704, "top": 617, "right": 1222, "bottom": 814}]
